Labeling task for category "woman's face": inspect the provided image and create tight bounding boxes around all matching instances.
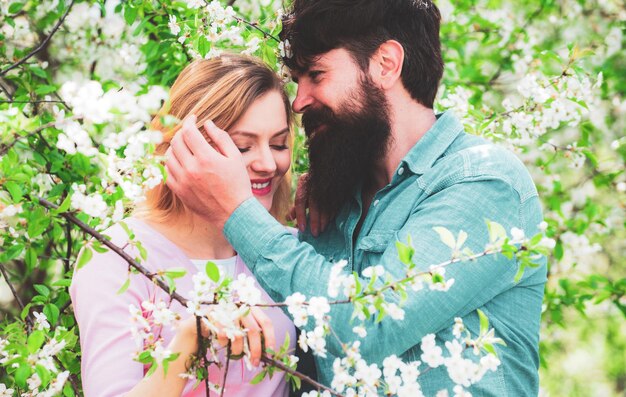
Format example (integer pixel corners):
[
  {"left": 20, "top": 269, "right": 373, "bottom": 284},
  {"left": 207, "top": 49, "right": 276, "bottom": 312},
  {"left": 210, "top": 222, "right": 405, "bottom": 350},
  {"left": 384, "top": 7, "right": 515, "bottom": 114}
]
[{"left": 228, "top": 90, "right": 291, "bottom": 211}]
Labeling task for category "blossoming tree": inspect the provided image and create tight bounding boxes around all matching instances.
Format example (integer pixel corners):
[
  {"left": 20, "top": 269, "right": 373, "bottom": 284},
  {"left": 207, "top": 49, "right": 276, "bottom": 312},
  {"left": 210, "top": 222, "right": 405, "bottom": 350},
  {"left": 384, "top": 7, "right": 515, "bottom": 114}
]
[{"left": 0, "top": 0, "right": 624, "bottom": 396}]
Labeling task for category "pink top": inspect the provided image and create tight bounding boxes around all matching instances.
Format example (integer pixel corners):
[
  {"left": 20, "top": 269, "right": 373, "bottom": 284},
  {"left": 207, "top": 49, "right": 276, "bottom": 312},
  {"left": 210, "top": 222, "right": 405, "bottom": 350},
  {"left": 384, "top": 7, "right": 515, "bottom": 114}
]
[{"left": 70, "top": 218, "right": 295, "bottom": 397}]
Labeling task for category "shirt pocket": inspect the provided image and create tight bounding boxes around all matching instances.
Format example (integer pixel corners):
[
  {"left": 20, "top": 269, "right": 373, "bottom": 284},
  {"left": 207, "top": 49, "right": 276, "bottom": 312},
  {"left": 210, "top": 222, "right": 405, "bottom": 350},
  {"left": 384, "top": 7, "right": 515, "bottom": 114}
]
[{"left": 355, "top": 230, "right": 395, "bottom": 268}]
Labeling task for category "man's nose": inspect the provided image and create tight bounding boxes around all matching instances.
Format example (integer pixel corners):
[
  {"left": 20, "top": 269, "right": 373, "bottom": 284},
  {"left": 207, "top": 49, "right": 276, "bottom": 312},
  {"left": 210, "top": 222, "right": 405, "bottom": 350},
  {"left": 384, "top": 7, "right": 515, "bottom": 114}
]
[{"left": 292, "top": 83, "right": 313, "bottom": 113}]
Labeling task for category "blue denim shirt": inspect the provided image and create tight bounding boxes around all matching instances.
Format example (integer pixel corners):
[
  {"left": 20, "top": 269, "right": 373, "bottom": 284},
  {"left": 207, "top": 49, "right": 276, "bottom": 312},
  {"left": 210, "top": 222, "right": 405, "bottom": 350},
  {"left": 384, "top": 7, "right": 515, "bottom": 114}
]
[{"left": 224, "top": 111, "right": 546, "bottom": 396}]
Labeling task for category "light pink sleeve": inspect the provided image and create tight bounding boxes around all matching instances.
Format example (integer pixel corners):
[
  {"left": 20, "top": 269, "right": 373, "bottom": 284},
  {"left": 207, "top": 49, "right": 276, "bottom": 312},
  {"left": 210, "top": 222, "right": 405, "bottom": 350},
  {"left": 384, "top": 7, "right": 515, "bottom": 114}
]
[{"left": 69, "top": 225, "right": 149, "bottom": 397}]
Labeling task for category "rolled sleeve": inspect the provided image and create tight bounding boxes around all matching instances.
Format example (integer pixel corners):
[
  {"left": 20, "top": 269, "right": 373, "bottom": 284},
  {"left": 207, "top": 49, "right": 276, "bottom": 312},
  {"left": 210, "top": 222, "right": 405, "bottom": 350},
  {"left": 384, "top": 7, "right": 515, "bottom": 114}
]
[{"left": 224, "top": 198, "right": 291, "bottom": 271}]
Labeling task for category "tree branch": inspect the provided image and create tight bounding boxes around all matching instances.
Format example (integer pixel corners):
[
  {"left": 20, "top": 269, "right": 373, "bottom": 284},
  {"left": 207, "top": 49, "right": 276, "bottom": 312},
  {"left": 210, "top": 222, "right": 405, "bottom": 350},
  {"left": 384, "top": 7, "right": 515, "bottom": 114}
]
[
  {"left": 0, "top": 116, "right": 81, "bottom": 157},
  {"left": 0, "top": 0, "right": 76, "bottom": 77},
  {"left": 36, "top": 195, "right": 344, "bottom": 395}
]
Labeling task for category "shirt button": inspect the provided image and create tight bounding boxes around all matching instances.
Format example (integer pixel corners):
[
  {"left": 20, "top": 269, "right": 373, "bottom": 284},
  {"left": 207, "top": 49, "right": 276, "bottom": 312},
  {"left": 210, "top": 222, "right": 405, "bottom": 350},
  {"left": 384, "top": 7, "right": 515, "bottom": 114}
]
[
  {"left": 373, "top": 199, "right": 380, "bottom": 206},
  {"left": 398, "top": 167, "right": 404, "bottom": 175}
]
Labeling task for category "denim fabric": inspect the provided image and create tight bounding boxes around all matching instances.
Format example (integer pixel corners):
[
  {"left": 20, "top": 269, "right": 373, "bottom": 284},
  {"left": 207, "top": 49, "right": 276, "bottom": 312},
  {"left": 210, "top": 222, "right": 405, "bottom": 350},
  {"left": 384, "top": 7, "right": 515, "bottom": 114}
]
[{"left": 224, "top": 111, "right": 546, "bottom": 396}]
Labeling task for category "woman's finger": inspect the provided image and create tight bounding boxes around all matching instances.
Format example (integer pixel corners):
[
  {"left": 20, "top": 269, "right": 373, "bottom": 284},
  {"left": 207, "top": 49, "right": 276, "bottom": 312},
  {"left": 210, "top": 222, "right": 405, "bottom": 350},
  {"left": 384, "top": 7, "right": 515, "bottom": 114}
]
[
  {"left": 251, "top": 307, "right": 275, "bottom": 353},
  {"left": 241, "top": 314, "right": 262, "bottom": 366}
]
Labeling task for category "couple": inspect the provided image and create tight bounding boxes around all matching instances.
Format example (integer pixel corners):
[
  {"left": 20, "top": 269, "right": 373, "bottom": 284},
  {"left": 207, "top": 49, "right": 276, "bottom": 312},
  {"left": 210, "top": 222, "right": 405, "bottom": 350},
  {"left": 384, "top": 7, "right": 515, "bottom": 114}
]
[{"left": 71, "top": 0, "right": 547, "bottom": 396}]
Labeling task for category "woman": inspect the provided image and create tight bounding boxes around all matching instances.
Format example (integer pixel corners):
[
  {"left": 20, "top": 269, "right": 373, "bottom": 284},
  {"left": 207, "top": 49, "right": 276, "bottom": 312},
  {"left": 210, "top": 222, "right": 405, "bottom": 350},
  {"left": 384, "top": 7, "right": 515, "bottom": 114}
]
[{"left": 70, "top": 54, "right": 296, "bottom": 397}]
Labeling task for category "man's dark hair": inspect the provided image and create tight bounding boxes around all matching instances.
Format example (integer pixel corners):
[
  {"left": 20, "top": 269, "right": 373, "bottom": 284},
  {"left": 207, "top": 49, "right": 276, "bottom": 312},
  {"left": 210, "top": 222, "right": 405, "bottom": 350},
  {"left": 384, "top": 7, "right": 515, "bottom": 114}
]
[{"left": 280, "top": 0, "right": 444, "bottom": 108}]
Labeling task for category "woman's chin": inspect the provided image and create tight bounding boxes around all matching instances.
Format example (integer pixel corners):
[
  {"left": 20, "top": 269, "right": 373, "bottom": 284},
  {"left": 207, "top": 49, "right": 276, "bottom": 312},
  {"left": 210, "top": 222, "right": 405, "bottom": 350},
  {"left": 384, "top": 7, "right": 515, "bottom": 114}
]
[{"left": 254, "top": 195, "right": 273, "bottom": 211}]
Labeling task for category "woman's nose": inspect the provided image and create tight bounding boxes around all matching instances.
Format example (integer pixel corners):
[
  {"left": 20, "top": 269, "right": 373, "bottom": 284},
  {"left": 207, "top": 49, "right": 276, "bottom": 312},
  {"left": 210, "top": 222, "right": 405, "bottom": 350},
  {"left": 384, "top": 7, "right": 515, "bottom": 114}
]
[{"left": 250, "top": 146, "right": 277, "bottom": 175}]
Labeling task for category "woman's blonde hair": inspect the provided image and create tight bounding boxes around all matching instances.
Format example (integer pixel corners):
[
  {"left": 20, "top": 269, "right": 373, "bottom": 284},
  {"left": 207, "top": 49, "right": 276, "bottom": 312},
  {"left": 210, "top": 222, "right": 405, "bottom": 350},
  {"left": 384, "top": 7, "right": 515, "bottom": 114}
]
[{"left": 141, "top": 54, "right": 293, "bottom": 224}]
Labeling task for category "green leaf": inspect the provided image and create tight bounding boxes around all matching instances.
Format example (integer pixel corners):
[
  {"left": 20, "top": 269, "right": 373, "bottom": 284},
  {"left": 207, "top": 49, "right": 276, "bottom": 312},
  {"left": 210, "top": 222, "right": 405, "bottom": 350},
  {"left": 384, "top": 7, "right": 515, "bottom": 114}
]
[
  {"left": 250, "top": 369, "right": 268, "bottom": 385},
  {"left": 5, "top": 243, "right": 24, "bottom": 260},
  {"left": 137, "top": 350, "right": 153, "bottom": 364},
  {"left": 483, "top": 342, "right": 497, "bottom": 356},
  {"left": 27, "top": 330, "right": 46, "bottom": 353},
  {"left": 55, "top": 194, "right": 72, "bottom": 214},
  {"left": 124, "top": 4, "right": 138, "bottom": 25},
  {"left": 164, "top": 275, "right": 176, "bottom": 294},
  {"left": 92, "top": 240, "right": 110, "bottom": 253},
  {"left": 34, "top": 85, "right": 58, "bottom": 95},
  {"left": 44, "top": 303, "right": 60, "bottom": 325},
  {"left": 197, "top": 35, "right": 210, "bottom": 57},
  {"left": 514, "top": 263, "right": 527, "bottom": 283},
  {"left": 486, "top": 220, "right": 507, "bottom": 244},
  {"left": 477, "top": 309, "right": 489, "bottom": 335},
  {"left": 15, "top": 364, "right": 31, "bottom": 388},
  {"left": 4, "top": 180, "right": 23, "bottom": 202},
  {"left": 34, "top": 284, "right": 50, "bottom": 297},
  {"left": 136, "top": 241, "right": 148, "bottom": 261},
  {"left": 165, "top": 267, "right": 187, "bottom": 279},
  {"left": 205, "top": 261, "right": 220, "bottom": 282},
  {"left": 146, "top": 361, "right": 158, "bottom": 377},
  {"left": 36, "top": 363, "right": 51, "bottom": 388},
  {"left": 433, "top": 226, "right": 456, "bottom": 249},
  {"left": 25, "top": 247, "right": 38, "bottom": 270},
  {"left": 119, "top": 221, "right": 135, "bottom": 239},
  {"left": 8, "top": 2, "right": 24, "bottom": 14},
  {"left": 554, "top": 239, "right": 563, "bottom": 260},
  {"left": 52, "top": 278, "right": 72, "bottom": 287},
  {"left": 396, "top": 240, "right": 414, "bottom": 265},
  {"left": 76, "top": 247, "right": 93, "bottom": 269},
  {"left": 117, "top": 278, "right": 131, "bottom": 295}
]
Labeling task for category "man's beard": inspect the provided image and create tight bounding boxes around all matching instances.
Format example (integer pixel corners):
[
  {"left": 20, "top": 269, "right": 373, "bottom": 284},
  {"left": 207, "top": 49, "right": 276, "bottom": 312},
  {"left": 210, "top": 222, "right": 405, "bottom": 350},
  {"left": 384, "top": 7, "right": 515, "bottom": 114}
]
[{"left": 302, "top": 76, "right": 391, "bottom": 218}]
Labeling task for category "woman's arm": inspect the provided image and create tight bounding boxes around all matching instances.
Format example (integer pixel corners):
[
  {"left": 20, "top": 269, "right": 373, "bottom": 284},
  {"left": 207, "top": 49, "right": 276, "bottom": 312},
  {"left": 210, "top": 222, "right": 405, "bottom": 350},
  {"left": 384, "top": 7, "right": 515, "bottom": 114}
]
[{"left": 124, "top": 319, "right": 197, "bottom": 397}]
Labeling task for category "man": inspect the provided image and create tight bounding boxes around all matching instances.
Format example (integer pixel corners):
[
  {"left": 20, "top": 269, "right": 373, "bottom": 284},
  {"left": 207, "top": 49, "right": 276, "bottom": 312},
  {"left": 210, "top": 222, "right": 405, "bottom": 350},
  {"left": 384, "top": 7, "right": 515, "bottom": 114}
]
[{"left": 166, "top": 0, "right": 547, "bottom": 395}]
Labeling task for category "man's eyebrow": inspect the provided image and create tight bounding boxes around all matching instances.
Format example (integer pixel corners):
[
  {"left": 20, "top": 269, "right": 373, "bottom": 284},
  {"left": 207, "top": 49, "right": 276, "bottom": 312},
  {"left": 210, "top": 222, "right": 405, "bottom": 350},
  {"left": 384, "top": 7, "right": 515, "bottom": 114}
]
[{"left": 230, "top": 128, "right": 290, "bottom": 138}]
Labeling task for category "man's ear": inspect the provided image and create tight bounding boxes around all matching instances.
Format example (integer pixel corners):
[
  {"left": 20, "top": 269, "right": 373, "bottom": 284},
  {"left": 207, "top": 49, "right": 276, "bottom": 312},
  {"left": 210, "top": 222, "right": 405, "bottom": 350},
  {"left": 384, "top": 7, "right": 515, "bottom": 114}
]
[{"left": 369, "top": 40, "right": 404, "bottom": 90}]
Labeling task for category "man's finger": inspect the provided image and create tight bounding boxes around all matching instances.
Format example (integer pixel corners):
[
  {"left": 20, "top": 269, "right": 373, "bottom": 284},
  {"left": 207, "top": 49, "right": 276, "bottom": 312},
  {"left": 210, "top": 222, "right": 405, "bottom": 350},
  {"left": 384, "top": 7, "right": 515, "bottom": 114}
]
[
  {"left": 241, "top": 314, "right": 262, "bottom": 366},
  {"left": 178, "top": 115, "right": 218, "bottom": 158},
  {"left": 309, "top": 200, "right": 321, "bottom": 237},
  {"left": 169, "top": 126, "right": 197, "bottom": 168},
  {"left": 294, "top": 174, "right": 309, "bottom": 232},
  {"left": 251, "top": 307, "right": 275, "bottom": 354},
  {"left": 203, "top": 120, "right": 241, "bottom": 158},
  {"left": 287, "top": 206, "right": 296, "bottom": 222},
  {"left": 319, "top": 211, "right": 331, "bottom": 234},
  {"left": 164, "top": 147, "right": 183, "bottom": 183}
]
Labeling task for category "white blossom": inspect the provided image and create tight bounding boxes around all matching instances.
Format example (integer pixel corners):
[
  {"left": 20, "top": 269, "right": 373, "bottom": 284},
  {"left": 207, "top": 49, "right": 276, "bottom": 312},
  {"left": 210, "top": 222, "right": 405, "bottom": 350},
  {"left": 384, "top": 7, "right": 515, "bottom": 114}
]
[{"left": 168, "top": 15, "right": 181, "bottom": 36}]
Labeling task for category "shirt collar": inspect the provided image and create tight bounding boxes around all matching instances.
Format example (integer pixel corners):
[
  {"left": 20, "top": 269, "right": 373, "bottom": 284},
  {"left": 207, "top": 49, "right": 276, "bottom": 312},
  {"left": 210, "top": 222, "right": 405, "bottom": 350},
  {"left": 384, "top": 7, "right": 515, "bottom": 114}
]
[{"left": 401, "top": 111, "right": 465, "bottom": 176}]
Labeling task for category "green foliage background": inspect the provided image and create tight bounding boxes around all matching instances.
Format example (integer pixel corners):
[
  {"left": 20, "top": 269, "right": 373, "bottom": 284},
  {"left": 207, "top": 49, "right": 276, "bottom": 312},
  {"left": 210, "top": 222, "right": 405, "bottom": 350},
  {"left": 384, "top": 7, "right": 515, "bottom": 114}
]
[{"left": 0, "top": 0, "right": 624, "bottom": 396}]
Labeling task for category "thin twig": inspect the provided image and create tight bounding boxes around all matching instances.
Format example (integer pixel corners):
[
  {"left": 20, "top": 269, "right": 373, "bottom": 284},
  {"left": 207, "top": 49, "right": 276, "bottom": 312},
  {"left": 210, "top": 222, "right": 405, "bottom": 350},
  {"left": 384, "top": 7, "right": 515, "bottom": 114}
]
[
  {"left": 220, "top": 343, "right": 231, "bottom": 397},
  {"left": 37, "top": 196, "right": 343, "bottom": 395},
  {"left": 233, "top": 16, "right": 280, "bottom": 42},
  {"left": 0, "top": 80, "right": 13, "bottom": 101},
  {"left": 0, "top": 263, "right": 29, "bottom": 315},
  {"left": 37, "top": 196, "right": 190, "bottom": 305},
  {"left": 260, "top": 355, "right": 343, "bottom": 397},
  {"left": 0, "top": 116, "right": 81, "bottom": 157},
  {"left": 65, "top": 219, "right": 72, "bottom": 273},
  {"left": 0, "top": 100, "right": 67, "bottom": 104},
  {"left": 0, "top": 0, "right": 77, "bottom": 77},
  {"left": 53, "top": 356, "right": 81, "bottom": 395}
]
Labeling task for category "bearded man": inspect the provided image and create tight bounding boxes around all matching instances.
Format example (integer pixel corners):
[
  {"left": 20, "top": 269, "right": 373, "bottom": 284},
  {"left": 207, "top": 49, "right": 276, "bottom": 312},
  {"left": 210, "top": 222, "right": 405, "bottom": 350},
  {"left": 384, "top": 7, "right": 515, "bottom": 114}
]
[{"left": 166, "top": 0, "right": 547, "bottom": 395}]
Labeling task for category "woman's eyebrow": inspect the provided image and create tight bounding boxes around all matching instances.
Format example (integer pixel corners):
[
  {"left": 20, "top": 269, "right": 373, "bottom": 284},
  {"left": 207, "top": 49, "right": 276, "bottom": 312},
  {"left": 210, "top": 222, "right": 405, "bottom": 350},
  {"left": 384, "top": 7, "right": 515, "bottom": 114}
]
[{"left": 230, "top": 127, "right": 290, "bottom": 138}]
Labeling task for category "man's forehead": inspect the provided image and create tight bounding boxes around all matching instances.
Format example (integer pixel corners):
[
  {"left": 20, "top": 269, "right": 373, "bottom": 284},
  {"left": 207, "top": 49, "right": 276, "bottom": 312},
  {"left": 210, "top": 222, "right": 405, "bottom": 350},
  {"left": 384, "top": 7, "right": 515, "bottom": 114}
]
[{"left": 288, "top": 51, "right": 341, "bottom": 77}]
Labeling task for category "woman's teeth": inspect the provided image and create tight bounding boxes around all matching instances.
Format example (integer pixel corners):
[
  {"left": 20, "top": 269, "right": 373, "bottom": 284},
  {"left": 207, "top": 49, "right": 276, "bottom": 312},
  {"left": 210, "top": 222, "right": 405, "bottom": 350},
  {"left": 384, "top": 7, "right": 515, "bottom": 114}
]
[{"left": 252, "top": 181, "right": 270, "bottom": 189}]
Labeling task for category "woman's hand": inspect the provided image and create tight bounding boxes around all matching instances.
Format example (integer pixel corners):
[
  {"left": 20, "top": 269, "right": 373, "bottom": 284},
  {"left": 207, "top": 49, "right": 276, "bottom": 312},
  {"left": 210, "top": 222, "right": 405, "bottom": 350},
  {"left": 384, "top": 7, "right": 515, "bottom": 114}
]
[
  {"left": 215, "top": 307, "right": 276, "bottom": 367},
  {"left": 180, "top": 306, "right": 276, "bottom": 367}
]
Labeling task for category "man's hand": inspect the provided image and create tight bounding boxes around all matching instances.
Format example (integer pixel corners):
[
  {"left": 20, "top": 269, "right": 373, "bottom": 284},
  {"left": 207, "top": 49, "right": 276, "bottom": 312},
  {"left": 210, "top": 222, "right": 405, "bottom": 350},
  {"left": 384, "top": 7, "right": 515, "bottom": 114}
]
[
  {"left": 166, "top": 116, "right": 253, "bottom": 228},
  {"left": 288, "top": 173, "right": 331, "bottom": 236}
]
